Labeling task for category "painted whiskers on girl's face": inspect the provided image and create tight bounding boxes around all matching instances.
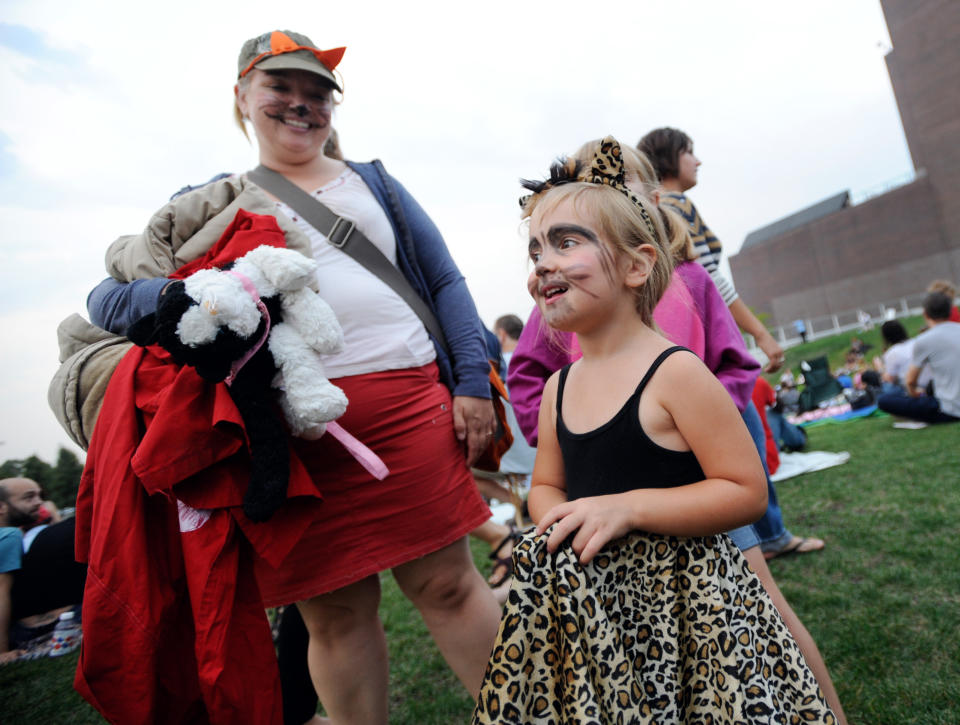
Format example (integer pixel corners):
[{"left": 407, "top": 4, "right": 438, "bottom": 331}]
[{"left": 527, "top": 199, "right": 622, "bottom": 332}]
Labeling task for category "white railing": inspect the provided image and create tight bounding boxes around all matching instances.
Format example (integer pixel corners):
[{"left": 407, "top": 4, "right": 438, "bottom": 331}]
[{"left": 767, "top": 294, "right": 926, "bottom": 350}]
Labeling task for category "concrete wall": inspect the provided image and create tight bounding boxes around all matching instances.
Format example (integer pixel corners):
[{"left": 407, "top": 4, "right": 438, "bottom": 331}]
[
  {"left": 883, "top": 0, "right": 960, "bottom": 247},
  {"left": 730, "top": 178, "right": 958, "bottom": 325}
]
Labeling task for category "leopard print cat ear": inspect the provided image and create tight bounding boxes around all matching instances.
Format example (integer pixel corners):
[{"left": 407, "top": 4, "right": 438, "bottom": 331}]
[
  {"left": 584, "top": 135, "right": 657, "bottom": 238},
  {"left": 584, "top": 136, "right": 628, "bottom": 188},
  {"left": 519, "top": 137, "right": 657, "bottom": 239}
]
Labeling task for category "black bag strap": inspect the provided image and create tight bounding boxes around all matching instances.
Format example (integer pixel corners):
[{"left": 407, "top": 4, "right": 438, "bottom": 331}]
[{"left": 247, "top": 164, "right": 451, "bottom": 355}]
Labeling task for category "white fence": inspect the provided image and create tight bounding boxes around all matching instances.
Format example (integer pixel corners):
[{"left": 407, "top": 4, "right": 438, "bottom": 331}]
[{"left": 768, "top": 294, "right": 926, "bottom": 350}]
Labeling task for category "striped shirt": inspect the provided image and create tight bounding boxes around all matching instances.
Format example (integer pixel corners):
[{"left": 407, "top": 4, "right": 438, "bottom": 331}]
[{"left": 662, "top": 192, "right": 739, "bottom": 306}]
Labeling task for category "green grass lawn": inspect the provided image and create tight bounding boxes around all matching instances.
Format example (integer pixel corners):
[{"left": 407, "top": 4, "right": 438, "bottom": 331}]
[
  {"left": 772, "top": 416, "right": 960, "bottom": 724},
  {"left": 3, "top": 394, "right": 958, "bottom": 723}
]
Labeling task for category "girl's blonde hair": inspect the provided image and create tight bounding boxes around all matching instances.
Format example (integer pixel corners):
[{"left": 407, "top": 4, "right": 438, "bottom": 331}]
[
  {"left": 572, "top": 139, "right": 696, "bottom": 264},
  {"left": 529, "top": 181, "right": 673, "bottom": 327}
]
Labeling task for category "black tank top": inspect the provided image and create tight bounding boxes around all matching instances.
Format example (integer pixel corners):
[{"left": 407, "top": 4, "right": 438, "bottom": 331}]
[{"left": 556, "top": 346, "right": 706, "bottom": 501}]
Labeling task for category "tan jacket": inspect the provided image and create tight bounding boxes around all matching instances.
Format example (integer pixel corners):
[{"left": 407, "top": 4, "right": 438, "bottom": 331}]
[
  {"left": 51, "top": 175, "right": 313, "bottom": 449},
  {"left": 106, "top": 175, "right": 314, "bottom": 281}
]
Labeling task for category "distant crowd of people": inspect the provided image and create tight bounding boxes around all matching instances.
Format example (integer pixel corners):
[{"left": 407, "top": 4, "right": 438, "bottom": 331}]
[
  {"left": 769, "top": 280, "right": 960, "bottom": 431},
  {"left": 873, "top": 282, "right": 960, "bottom": 425},
  {"left": 1, "top": 477, "right": 86, "bottom": 664}
]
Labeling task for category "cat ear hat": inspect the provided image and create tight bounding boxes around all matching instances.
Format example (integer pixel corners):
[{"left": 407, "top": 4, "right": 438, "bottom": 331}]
[
  {"left": 238, "top": 30, "right": 345, "bottom": 91},
  {"left": 519, "top": 135, "right": 657, "bottom": 238}
]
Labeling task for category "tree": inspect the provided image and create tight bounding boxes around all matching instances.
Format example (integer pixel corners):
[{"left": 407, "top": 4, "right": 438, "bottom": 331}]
[
  {"left": 49, "top": 448, "right": 85, "bottom": 508},
  {"left": 20, "top": 456, "right": 53, "bottom": 490},
  {"left": 0, "top": 459, "right": 23, "bottom": 479}
]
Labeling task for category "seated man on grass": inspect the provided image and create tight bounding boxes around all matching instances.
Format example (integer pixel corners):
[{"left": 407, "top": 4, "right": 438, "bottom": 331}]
[
  {"left": 0, "top": 478, "right": 86, "bottom": 663},
  {"left": 877, "top": 291, "right": 960, "bottom": 425}
]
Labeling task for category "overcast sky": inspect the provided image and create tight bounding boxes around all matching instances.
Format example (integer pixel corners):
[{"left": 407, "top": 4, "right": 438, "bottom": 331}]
[{"left": 0, "top": 0, "right": 912, "bottom": 463}]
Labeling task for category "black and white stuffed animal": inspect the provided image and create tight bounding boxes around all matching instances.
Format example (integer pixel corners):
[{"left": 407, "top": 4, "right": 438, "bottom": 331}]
[{"left": 128, "top": 245, "right": 348, "bottom": 522}]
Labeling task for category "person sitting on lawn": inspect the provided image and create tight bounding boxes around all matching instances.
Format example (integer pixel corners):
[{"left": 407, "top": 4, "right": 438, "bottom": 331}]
[
  {"left": 871, "top": 319, "right": 914, "bottom": 395},
  {"left": 927, "top": 279, "right": 960, "bottom": 322},
  {"left": 877, "top": 291, "right": 960, "bottom": 424},
  {"left": 768, "top": 389, "right": 808, "bottom": 452},
  {"left": 0, "top": 478, "right": 87, "bottom": 663}
]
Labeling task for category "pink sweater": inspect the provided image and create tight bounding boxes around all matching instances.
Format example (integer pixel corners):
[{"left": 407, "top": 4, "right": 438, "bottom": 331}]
[{"left": 507, "top": 261, "right": 760, "bottom": 446}]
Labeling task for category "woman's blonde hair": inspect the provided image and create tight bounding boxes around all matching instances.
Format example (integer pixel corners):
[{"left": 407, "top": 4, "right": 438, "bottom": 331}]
[
  {"left": 323, "top": 127, "right": 343, "bottom": 160},
  {"left": 234, "top": 74, "right": 252, "bottom": 139},
  {"left": 529, "top": 181, "right": 673, "bottom": 327}
]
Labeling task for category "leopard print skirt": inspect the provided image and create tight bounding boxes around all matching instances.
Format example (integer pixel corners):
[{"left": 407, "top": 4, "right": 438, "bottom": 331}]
[{"left": 472, "top": 529, "right": 836, "bottom": 725}]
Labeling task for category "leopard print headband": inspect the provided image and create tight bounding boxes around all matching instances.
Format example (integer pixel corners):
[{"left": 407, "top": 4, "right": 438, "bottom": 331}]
[{"left": 519, "top": 136, "right": 658, "bottom": 238}]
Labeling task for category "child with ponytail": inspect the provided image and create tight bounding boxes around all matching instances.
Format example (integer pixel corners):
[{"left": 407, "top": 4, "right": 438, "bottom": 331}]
[{"left": 472, "top": 138, "right": 836, "bottom": 723}]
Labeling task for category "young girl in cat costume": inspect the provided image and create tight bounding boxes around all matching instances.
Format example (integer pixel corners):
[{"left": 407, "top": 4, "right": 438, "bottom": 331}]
[{"left": 472, "top": 139, "right": 836, "bottom": 724}]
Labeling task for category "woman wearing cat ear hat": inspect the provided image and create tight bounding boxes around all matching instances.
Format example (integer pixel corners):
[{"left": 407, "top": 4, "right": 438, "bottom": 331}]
[{"left": 84, "top": 29, "right": 501, "bottom": 724}]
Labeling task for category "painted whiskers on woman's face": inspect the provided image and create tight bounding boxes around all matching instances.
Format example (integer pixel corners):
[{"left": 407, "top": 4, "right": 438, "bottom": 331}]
[
  {"left": 258, "top": 71, "right": 332, "bottom": 127},
  {"left": 237, "top": 68, "right": 335, "bottom": 161}
]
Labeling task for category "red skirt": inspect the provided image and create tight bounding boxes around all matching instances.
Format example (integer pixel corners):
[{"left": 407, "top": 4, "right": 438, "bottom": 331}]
[{"left": 254, "top": 363, "right": 490, "bottom": 606}]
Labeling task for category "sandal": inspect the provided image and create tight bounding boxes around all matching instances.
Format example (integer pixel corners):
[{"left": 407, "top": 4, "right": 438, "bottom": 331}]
[
  {"left": 488, "top": 524, "right": 519, "bottom": 588},
  {"left": 764, "top": 536, "right": 825, "bottom": 560}
]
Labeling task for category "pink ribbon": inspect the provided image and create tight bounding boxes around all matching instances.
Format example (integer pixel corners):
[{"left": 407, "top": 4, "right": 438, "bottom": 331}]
[
  {"left": 219, "top": 270, "right": 388, "bottom": 481},
  {"left": 326, "top": 421, "right": 390, "bottom": 480},
  {"left": 223, "top": 270, "right": 271, "bottom": 386}
]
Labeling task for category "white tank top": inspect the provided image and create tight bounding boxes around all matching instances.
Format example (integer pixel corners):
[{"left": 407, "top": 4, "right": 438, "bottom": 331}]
[{"left": 274, "top": 167, "right": 436, "bottom": 379}]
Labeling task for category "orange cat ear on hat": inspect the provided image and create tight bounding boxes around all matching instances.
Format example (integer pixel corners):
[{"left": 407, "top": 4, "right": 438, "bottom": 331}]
[
  {"left": 270, "top": 31, "right": 301, "bottom": 53},
  {"left": 313, "top": 47, "right": 345, "bottom": 71},
  {"left": 269, "top": 31, "right": 344, "bottom": 72}
]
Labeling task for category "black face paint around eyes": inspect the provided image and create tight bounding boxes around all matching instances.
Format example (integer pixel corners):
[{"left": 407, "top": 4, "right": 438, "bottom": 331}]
[
  {"left": 543, "top": 223, "right": 618, "bottom": 284},
  {"left": 545, "top": 224, "right": 599, "bottom": 247}
]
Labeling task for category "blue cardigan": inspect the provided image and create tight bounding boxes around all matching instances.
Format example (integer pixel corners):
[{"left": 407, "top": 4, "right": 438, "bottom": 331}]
[{"left": 87, "top": 161, "right": 491, "bottom": 399}]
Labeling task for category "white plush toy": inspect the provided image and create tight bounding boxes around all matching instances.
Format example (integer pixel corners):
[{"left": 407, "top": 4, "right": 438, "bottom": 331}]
[
  {"left": 174, "top": 245, "right": 348, "bottom": 439},
  {"left": 127, "top": 244, "right": 355, "bottom": 521}
]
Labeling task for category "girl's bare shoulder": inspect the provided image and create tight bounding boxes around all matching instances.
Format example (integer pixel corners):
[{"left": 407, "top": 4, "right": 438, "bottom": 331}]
[{"left": 653, "top": 348, "right": 738, "bottom": 411}]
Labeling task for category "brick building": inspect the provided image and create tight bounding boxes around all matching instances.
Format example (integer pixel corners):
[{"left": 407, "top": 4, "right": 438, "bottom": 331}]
[{"left": 729, "top": 0, "right": 960, "bottom": 330}]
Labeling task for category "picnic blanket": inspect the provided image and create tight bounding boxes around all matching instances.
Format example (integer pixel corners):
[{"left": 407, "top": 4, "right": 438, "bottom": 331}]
[
  {"left": 771, "top": 450, "right": 851, "bottom": 482},
  {"left": 788, "top": 403, "right": 887, "bottom": 427}
]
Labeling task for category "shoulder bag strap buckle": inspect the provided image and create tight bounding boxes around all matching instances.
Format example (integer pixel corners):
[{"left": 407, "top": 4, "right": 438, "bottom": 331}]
[{"left": 327, "top": 217, "right": 355, "bottom": 248}]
